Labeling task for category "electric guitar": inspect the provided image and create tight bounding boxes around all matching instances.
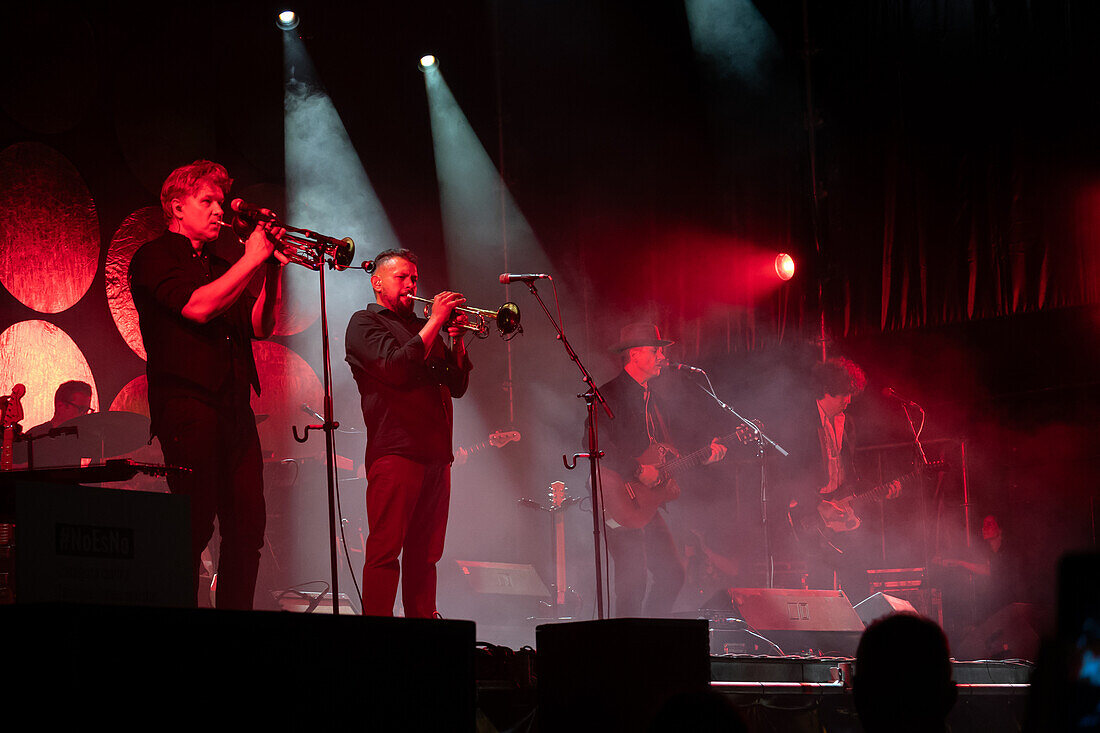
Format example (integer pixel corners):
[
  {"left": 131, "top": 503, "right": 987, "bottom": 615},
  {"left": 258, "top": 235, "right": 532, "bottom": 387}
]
[
  {"left": 453, "top": 430, "right": 520, "bottom": 466},
  {"left": 1, "top": 384, "right": 26, "bottom": 471},
  {"left": 599, "top": 423, "right": 759, "bottom": 530},
  {"left": 787, "top": 460, "right": 948, "bottom": 557}
]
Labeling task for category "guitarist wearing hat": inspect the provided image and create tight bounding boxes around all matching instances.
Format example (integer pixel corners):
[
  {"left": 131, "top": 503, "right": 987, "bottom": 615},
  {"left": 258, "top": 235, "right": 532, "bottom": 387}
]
[{"left": 587, "top": 323, "right": 726, "bottom": 617}]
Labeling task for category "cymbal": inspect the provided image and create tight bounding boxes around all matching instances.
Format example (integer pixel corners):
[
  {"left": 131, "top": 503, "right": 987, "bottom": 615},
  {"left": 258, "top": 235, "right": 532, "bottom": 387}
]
[{"left": 58, "top": 410, "right": 150, "bottom": 459}]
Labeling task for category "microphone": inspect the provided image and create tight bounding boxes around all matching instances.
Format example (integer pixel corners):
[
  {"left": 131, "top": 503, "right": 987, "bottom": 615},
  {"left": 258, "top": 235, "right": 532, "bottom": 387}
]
[
  {"left": 670, "top": 363, "right": 706, "bottom": 374},
  {"left": 882, "top": 387, "right": 920, "bottom": 407},
  {"left": 499, "top": 273, "right": 550, "bottom": 284},
  {"left": 230, "top": 198, "right": 278, "bottom": 222}
]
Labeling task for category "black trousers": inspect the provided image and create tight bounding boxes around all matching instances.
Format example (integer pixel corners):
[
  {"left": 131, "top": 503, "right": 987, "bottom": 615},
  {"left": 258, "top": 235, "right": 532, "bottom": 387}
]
[
  {"left": 158, "top": 395, "right": 266, "bottom": 610},
  {"left": 607, "top": 512, "right": 686, "bottom": 617}
]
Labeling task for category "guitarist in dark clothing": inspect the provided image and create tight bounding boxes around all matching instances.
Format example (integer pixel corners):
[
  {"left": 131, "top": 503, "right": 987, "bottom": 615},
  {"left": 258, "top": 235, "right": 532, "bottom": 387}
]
[
  {"left": 589, "top": 323, "right": 726, "bottom": 617},
  {"left": 782, "top": 357, "right": 898, "bottom": 603}
]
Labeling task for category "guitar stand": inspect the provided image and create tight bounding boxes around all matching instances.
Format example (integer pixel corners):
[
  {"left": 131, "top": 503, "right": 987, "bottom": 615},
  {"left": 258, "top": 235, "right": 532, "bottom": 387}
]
[{"left": 517, "top": 280, "right": 613, "bottom": 620}]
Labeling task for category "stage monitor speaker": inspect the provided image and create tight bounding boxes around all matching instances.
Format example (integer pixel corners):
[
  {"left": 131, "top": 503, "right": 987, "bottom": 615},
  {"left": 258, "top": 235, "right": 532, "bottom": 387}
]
[
  {"left": 854, "top": 591, "right": 919, "bottom": 625},
  {"left": 536, "top": 618, "right": 710, "bottom": 731},
  {"left": 705, "top": 587, "right": 865, "bottom": 656},
  {"left": 442, "top": 560, "right": 550, "bottom": 626}
]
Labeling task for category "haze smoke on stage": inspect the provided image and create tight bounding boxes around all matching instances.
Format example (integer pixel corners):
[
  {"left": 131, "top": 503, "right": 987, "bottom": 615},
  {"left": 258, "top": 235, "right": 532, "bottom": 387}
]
[{"left": 684, "top": 0, "right": 780, "bottom": 92}]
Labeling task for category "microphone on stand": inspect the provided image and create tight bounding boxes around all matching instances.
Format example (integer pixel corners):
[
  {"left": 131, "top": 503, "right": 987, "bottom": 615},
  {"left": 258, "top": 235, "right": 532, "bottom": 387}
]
[
  {"left": 882, "top": 387, "right": 920, "bottom": 407},
  {"left": 499, "top": 273, "right": 550, "bottom": 284},
  {"left": 669, "top": 363, "right": 706, "bottom": 374},
  {"left": 230, "top": 198, "right": 278, "bottom": 223}
]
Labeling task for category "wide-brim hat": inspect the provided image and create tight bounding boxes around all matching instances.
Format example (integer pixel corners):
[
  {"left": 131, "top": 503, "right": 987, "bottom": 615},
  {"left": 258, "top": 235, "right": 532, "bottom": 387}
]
[{"left": 609, "top": 323, "right": 674, "bottom": 353}]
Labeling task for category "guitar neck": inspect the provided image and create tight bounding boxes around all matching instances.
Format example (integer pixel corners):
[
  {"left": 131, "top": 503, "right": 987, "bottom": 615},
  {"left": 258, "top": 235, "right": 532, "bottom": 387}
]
[
  {"left": 1, "top": 427, "right": 12, "bottom": 471},
  {"left": 852, "top": 465, "right": 931, "bottom": 502},
  {"left": 660, "top": 430, "right": 742, "bottom": 475}
]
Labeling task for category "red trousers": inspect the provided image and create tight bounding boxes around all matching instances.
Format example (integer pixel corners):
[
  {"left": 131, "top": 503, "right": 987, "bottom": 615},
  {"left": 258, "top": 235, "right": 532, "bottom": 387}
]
[{"left": 362, "top": 455, "right": 451, "bottom": 617}]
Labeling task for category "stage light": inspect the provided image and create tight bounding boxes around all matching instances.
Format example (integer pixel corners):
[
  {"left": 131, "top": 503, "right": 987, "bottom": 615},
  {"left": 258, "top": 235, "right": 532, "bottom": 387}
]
[
  {"left": 277, "top": 10, "right": 299, "bottom": 30},
  {"left": 774, "top": 253, "right": 795, "bottom": 280},
  {"left": 419, "top": 54, "right": 437, "bottom": 71}
]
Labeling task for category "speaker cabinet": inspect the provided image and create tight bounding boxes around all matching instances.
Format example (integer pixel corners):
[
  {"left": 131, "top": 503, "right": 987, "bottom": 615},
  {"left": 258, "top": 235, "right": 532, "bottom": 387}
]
[
  {"left": 0, "top": 604, "right": 476, "bottom": 728},
  {"left": 536, "top": 618, "right": 710, "bottom": 731},
  {"left": 705, "top": 587, "right": 865, "bottom": 656},
  {"left": 854, "top": 591, "right": 919, "bottom": 625}
]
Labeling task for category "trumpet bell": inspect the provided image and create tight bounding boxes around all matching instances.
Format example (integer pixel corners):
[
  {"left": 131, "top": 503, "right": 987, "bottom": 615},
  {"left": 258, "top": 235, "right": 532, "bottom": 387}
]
[
  {"left": 333, "top": 237, "right": 355, "bottom": 270},
  {"left": 496, "top": 302, "right": 521, "bottom": 336}
]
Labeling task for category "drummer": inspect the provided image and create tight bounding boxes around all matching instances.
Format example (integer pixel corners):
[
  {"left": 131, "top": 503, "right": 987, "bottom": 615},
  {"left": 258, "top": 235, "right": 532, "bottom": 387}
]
[{"left": 24, "top": 380, "right": 94, "bottom": 467}]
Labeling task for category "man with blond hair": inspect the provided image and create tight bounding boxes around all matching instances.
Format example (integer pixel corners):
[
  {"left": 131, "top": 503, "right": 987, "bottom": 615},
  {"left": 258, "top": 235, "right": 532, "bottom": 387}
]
[{"left": 129, "top": 160, "right": 286, "bottom": 610}]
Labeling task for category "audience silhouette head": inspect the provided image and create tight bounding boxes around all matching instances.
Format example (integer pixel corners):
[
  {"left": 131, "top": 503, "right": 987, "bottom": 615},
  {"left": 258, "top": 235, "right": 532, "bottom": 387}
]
[{"left": 854, "top": 613, "right": 957, "bottom": 733}]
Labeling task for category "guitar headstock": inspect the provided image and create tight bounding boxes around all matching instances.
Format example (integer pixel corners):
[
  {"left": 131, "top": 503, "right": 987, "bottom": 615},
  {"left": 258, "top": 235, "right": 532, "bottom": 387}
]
[
  {"left": 488, "top": 430, "right": 521, "bottom": 448},
  {"left": 922, "top": 459, "right": 951, "bottom": 474},
  {"left": 733, "top": 419, "right": 763, "bottom": 446},
  {"left": 2, "top": 384, "right": 25, "bottom": 428},
  {"left": 548, "top": 480, "right": 567, "bottom": 509}
]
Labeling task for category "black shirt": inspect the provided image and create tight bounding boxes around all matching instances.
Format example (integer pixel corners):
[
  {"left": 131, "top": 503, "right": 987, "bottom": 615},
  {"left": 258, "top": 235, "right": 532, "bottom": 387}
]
[
  {"left": 129, "top": 231, "right": 260, "bottom": 436},
  {"left": 776, "top": 399, "right": 859, "bottom": 509},
  {"left": 588, "top": 370, "right": 672, "bottom": 480},
  {"left": 345, "top": 303, "right": 472, "bottom": 470}
]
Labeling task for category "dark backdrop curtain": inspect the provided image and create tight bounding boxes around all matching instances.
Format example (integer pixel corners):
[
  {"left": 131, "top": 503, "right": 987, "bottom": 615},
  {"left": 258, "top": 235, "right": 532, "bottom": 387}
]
[{"left": 806, "top": 0, "right": 1100, "bottom": 338}]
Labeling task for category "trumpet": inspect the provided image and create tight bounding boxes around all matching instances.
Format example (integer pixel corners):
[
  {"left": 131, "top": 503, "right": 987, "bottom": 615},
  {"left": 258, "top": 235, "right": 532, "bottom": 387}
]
[
  {"left": 407, "top": 294, "right": 522, "bottom": 340},
  {"left": 221, "top": 216, "right": 355, "bottom": 271}
]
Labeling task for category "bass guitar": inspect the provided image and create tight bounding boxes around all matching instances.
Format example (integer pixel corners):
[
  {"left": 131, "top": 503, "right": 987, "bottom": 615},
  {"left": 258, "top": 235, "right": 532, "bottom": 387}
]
[{"left": 787, "top": 460, "right": 948, "bottom": 557}]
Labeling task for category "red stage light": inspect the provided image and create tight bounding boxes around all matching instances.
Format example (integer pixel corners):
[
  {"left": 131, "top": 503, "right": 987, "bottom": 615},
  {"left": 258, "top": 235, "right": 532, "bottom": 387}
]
[{"left": 774, "top": 253, "right": 795, "bottom": 281}]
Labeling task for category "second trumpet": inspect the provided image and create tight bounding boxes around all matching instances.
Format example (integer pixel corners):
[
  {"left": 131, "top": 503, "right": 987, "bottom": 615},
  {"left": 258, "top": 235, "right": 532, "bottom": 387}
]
[{"left": 408, "top": 295, "right": 522, "bottom": 340}]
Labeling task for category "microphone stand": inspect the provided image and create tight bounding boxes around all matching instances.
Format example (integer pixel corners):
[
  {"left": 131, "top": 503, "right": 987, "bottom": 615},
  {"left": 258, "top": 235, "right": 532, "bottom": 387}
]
[
  {"left": 292, "top": 257, "right": 344, "bottom": 614},
  {"left": 683, "top": 368, "right": 788, "bottom": 588},
  {"left": 519, "top": 280, "right": 613, "bottom": 620}
]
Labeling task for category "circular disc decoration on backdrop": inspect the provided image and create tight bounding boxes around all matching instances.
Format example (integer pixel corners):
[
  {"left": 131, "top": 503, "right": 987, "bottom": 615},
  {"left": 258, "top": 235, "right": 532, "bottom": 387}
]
[
  {"left": 0, "top": 143, "right": 100, "bottom": 314},
  {"left": 109, "top": 374, "right": 151, "bottom": 418},
  {"left": 107, "top": 206, "right": 166, "bottom": 360},
  {"left": 0, "top": 6, "right": 98, "bottom": 134},
  {"left": 0, "top": 320, "right": 98, "bottom": 430},
  {"left": 251, "top": 340, "right": 324, "bottom": 460}
]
